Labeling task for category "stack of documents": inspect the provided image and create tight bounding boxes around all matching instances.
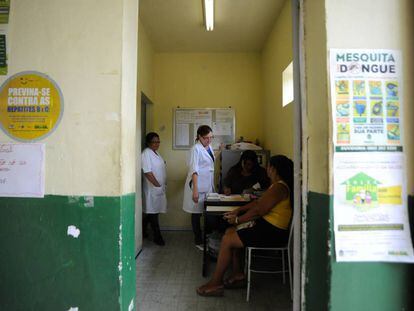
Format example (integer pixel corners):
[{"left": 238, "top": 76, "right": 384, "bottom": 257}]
[
  {"left": 206, "top": 193, "right": 250, "bottom": 202},
  {"left": 206, "top": 193, "right": 220, "bottom": 201}
]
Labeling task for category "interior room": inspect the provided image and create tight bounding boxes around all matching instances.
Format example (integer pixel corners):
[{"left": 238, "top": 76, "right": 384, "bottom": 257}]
[
  {"left": 136, "top": 0, "right": 296, "bottom": 309},
  {"left": 2, "top": 1, "right": 413, "bottom": 310}
]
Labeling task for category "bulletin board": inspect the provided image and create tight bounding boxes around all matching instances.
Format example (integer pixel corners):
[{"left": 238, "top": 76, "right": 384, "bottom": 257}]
[{"left": 173, "top": 108, "right": 235, "bottom": 150}]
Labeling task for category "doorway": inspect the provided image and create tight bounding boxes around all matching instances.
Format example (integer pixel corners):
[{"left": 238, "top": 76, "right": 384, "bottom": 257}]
[
  {"left": 136, "top": 92, "right": 154, "bottom": 256},
  {"left": 136, "top": 0, "right": 303, "bottom": 309}
]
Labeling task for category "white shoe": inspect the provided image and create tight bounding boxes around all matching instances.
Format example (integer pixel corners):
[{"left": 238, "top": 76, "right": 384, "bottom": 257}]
[{"left": 195, "top": 244, "right": 205, "bottom": 251}]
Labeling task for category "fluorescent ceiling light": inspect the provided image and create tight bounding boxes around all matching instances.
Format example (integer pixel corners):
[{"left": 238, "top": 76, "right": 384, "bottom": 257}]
[{"left": 204, "top": 0, "right": 214, "bottom": 31}]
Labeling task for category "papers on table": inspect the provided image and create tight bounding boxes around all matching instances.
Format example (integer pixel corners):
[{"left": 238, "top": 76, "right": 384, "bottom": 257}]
[
  {"left": 206, "top": 193, "right": 250, "bottom": 202},
  {"left": 206, "top": 206, "right": 239, "bottom": 212}
]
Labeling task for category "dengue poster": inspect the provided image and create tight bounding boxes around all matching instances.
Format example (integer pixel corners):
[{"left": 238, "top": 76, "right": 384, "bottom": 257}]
[
  {"left": 333, "top": 152, "right": 414, "bottom": 262},
  {"left": 0, "top": 143, "right": 45, "bottom": 197},
  {"left": 330, "top": 49, "right": 403, "bottom": 150}
]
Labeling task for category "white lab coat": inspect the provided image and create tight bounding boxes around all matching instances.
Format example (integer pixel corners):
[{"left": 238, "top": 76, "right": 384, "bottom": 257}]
[
  {"left": 142, "top": 148, "right": 167, "bottom": 214},
  {"left": 182, "top": 142, "right": 215, "bottom": 213}
]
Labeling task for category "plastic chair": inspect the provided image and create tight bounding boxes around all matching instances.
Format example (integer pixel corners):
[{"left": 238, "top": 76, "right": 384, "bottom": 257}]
[{"left": 245, "top": 223, "right": 293, "bottom": 302}]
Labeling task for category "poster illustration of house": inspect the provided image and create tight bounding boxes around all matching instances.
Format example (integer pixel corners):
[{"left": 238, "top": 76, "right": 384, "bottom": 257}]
[
  {"left": 342, "top": 172, "right": 380, "bottom": 208},
  {"left": 333, "top": 151, "right": 413, "bottom": 262}
]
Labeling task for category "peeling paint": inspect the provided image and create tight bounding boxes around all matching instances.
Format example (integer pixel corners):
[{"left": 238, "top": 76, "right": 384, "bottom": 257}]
[
  {"left": 68, "top": 196, "right": 80, "bottom": 204},
  {"left": 67, "top": 225, "right": 80, "bottom": 238},
  {"left": 67, "top": 307, "right": 78, "bottom": 311},
  {"left": 119, "top": 224, "right": 122, "bottom": 247},
  {"left": 128, "top": 299, "right": 134, "bottom": 311},
  {"left": 119, "top": 224, "right": 123, "bottom": 286},
  {"left": 83, "top": 196, "right": 94, "bottom": 208}
]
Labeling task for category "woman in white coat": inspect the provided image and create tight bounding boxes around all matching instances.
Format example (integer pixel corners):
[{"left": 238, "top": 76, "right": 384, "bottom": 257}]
[
  {"left": 183, "top": 125, "right": 215, "bottom": 249},
  {"left": 142, "top": 132, "right": 167, "bottom": 246}
]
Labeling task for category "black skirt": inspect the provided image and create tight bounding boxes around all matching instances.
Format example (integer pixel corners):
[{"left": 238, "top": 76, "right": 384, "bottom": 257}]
[{"left": 237, "top": 217, "right": 289, "bottom": 248}]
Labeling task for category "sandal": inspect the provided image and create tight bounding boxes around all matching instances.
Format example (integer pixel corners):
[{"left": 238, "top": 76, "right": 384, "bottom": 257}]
[
  {"left": 223, "top": 277, "right": 247, "bottom": 289},
  {"left": 196, "top": 285, "right": 224, "bottom": 297}
]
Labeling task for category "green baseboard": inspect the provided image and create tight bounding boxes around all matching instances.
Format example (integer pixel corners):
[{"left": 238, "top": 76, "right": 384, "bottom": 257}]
[
  {"left": 305, "top": 191, "right": 331, "bottom": 311},
  {"left": 0, "top": 194, "right": 136, "bottom": 311}
]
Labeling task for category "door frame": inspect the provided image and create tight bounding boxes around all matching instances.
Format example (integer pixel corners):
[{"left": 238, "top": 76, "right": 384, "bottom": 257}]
[{"left": 291, "top": 0, "right": 307, "bottom": 309}]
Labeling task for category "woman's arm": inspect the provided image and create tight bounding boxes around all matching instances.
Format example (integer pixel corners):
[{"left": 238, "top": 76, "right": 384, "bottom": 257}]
[
  {"left": 226, "top": 183, "right": 289, "bottom": 225},
  {"left": 144, "top": 172, "right": 161, "bottom": 187},
  {"left": 223, "top": 200, "right": 257, "bottom": 222},
  {"left": 192, "top": 173, "right": 199, "bottom": 203},
  {"left": 187, "top": 146, "right": 200, "bottom": 203}
]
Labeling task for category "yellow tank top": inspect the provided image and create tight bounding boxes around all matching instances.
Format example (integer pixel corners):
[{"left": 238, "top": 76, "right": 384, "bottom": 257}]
[{"left": 263, "top": 181, "right": 292, "bottom": 230}]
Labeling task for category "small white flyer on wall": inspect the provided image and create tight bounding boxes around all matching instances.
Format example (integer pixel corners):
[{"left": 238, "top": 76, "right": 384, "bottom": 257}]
[
  {"left": 0, "top": 143, "right": 45, "bottom": 197},
  {"left": 330, "top": 49, "right": 403, "bottom": 150},
  {"left": 333, "top": 152, "right": 414, "bottom": 262}
]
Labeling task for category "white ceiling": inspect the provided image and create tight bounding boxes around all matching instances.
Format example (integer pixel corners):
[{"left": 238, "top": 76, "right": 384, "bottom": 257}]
[{"left": 139, "top": 0, "right": 287, "bottom": 52}]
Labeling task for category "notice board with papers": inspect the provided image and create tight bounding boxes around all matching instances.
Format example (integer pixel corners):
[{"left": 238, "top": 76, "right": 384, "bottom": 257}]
[{"left": 173, "top": 108, "right": 235, "bottom": 150}]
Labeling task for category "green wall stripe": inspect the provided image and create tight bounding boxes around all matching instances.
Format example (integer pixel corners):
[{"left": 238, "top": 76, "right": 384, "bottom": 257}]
[
  {"left": 0, "top": 194, "right": 135, "bottom": 311},
  {"left": 120, "top": 193, "right": 136, "bottom": 311},
  {"left": 305, "top": 191, "right": 331, "bottom": 311}
]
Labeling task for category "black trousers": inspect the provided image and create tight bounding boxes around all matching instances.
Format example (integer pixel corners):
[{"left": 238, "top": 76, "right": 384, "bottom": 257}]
[
  {"left": 191, "top": 213, "right": 202, "bottom": 244},
  {"left": 143, "top": 213, "right": 162, "bottom": 239}
]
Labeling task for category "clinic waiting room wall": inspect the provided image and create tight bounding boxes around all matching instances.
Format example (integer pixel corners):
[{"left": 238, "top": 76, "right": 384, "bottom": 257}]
[
  {"left": 303, "top": 0, "right": 414, "bottom": 309},
  {"left": 0, "top": 0, "right": 138, "bottom": 309},
  {"left": 261, "top": 0, "right": 294, "bottom": 158},
  {"left": 152, "top": 52, "right": 264, "bottom": 228}
]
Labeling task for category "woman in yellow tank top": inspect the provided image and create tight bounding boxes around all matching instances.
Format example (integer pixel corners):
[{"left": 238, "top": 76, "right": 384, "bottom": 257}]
[{"left": 197, "top": 155, "right": 293, "bottom": 297}]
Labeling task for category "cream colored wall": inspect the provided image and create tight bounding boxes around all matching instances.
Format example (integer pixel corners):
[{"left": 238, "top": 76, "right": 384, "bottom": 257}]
[
  {"left": 325, "top": 0, "right": 414, "bottom": 194},
  {"left": 153, "top": 53, "right": 264, "bottom": 228},
  {"left": 137, "top": 19, "right": 155, "bottom": 100},
  {"left": 303, "top": 0, "right": 330, "bottom": 194},
  {"left": 121, "top": 0, "right": 138, "bottom": 195},
  {"left": 0, "top": 0, "right": 137, "bottom": 196},
  {"left": 261, "top": 0, "right": 293, "bottom": 158}
]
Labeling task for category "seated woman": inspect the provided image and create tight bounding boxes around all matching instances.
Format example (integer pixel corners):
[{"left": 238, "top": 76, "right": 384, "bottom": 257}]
[
  {"left": 223, "top": 150, "right": 270, "bottom": 195},
  {"left": 197, "top": 155, "right": 293, "bottom": 296}
]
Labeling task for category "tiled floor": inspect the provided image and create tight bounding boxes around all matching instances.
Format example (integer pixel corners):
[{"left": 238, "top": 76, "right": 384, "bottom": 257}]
[{"left": 136, "top": 231, "right": 292, "bottom": 311}]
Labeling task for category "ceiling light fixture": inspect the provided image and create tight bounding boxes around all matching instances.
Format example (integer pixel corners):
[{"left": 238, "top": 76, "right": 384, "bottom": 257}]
[{"left": 203, "top": 0, "right": 214, "bottom": 31}]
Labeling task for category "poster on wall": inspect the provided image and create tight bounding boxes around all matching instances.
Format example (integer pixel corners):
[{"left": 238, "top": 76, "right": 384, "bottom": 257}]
[
  {"left": 0, "top": 143, "right": 45, "bottom": 197},
  {"left": 0, "top": 71, "right": 64, "bottom": 141},
  {"left": 333, "top": 152, "right": 414, "bottom": 262},
  {"left": 173, "top": 108, "right": 235, "bottom": 150},
  {"left": 330, "top": 49, "right": 403, "bottom": 151}
]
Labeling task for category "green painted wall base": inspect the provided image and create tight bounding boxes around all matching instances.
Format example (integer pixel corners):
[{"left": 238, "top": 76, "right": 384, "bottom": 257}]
[
  {"left": 305, "top": 192, "right": 414, "bottom": 311},
  {"left": 0, "top": 194, "right": 136, "bottom": 311},
  {"left": 305, "top": 192, "right": 330, "bottom": 311}
]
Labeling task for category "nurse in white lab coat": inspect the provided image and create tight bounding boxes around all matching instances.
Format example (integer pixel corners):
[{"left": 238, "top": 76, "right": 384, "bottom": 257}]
[
  {"left": 183, "top": 125, "right": 215, "bottom": 247},
  {"left": 142, "top": 132, "right": 167, "bottom": 246}
]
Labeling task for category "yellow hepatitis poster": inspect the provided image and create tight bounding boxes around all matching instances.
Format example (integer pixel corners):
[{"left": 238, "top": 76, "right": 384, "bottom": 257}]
[{"left": 0, "top": 71, "right": 63, "bottom": 141}]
